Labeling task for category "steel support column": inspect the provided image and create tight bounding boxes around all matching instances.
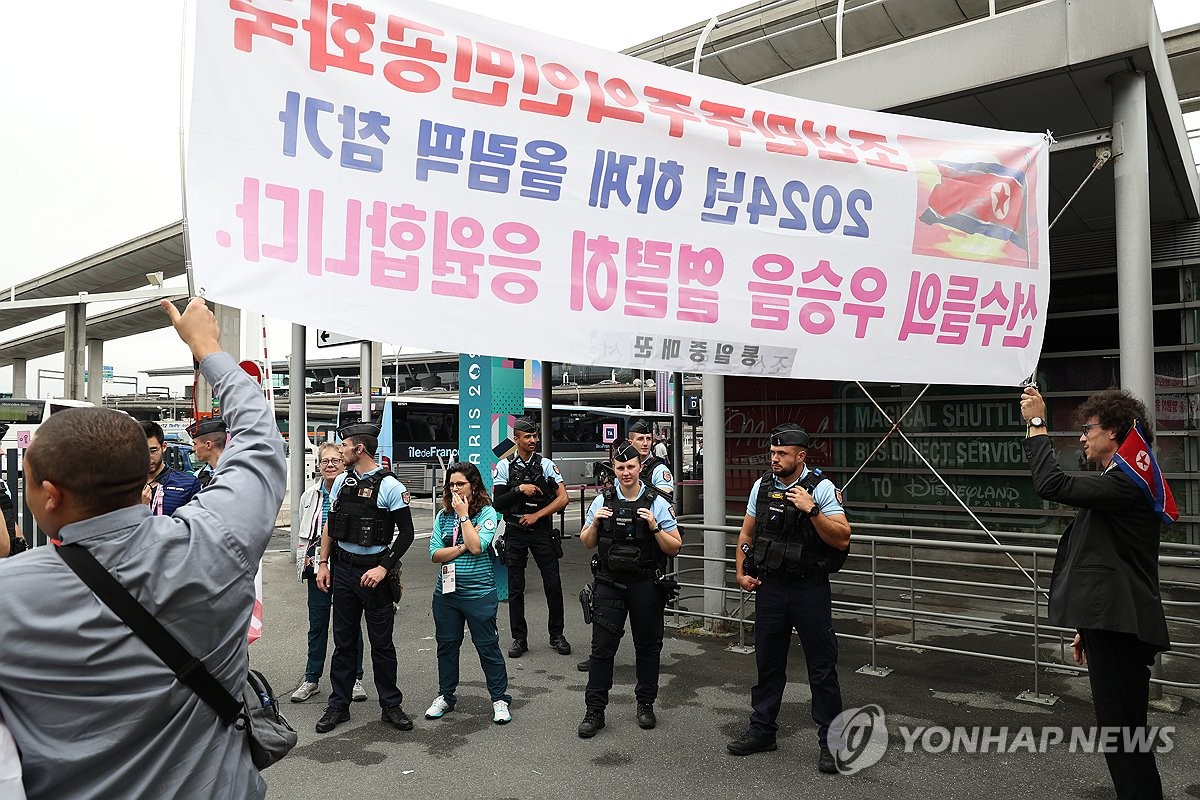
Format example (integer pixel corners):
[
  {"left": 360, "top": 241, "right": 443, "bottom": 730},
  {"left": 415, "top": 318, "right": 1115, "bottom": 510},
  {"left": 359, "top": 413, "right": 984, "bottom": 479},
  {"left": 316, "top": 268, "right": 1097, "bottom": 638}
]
[
  {"left": 702, "top": 372, "right": 726, "bottom": 627},
  {"left": 289, "top": 323, "right": 307, "bottom": 556}
]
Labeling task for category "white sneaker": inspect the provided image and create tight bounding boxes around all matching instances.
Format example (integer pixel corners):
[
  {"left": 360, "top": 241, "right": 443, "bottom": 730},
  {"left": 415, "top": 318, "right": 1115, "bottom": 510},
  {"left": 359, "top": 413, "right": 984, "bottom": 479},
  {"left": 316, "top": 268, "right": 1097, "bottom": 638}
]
[
  {"left": 425, "top": 695, "right": 453, "bottom": 719},
  {"left": 290, "top": 681, "right": 319, "bottom": 703},
  {"left": 492, "top": 699, "right": 511, "bottom": 725},
  {"left": 352, "top": 679, "right": 368, "bottom": 702}
]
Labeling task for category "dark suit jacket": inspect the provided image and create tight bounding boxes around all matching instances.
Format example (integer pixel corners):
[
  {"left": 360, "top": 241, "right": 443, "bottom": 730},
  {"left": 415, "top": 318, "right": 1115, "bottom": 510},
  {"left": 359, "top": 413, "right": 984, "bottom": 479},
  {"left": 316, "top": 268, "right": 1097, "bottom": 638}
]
[{"left": 1024, "top": 436, "right": 1169, "bottom": 651}]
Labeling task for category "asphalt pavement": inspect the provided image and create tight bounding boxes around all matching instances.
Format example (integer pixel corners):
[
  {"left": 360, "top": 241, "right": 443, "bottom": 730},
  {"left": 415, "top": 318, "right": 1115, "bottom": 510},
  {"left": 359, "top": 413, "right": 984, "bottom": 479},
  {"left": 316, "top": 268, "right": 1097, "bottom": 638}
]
[{"left": 250, "top": 501, "right": 1200, "bottom": 800}]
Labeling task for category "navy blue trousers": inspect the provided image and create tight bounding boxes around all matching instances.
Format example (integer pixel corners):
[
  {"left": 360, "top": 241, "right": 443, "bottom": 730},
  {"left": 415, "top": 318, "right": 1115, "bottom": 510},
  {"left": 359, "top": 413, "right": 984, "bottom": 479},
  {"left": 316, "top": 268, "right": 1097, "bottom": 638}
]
[
  {"left": 329, "top": 559, "right": 402, "bottom": 710},
  {"left": 748, "top": 574, "right": 843, "bottom": 747}
]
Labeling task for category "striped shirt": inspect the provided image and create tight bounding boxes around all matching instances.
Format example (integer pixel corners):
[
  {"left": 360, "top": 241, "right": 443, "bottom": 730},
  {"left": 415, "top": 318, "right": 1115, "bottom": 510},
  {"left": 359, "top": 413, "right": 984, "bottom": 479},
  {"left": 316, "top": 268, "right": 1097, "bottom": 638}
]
[{"left": 429, "top": 507, "right": 500, "bottom": 599}]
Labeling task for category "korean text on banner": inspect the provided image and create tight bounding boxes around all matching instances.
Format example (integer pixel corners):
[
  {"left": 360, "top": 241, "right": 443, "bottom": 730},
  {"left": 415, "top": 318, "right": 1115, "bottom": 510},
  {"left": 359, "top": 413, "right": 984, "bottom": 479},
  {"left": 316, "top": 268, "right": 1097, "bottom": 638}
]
[{"left": 186, "top": 0, "right": 1049, "bottom": 386}]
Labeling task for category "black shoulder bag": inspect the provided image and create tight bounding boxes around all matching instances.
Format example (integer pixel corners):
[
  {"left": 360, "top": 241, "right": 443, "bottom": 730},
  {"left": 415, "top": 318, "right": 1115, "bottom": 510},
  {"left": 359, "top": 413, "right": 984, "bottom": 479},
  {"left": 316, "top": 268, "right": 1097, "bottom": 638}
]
[{"left": 57, "top": 543, "right": 297, "bottom": 770}]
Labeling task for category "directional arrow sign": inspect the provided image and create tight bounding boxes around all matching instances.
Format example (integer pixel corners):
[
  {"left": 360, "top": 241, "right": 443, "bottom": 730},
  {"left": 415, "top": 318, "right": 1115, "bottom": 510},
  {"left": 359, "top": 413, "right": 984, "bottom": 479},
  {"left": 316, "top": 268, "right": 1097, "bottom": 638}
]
[{"left": 316, "top": 329, "right": 366, "bottom": 348}]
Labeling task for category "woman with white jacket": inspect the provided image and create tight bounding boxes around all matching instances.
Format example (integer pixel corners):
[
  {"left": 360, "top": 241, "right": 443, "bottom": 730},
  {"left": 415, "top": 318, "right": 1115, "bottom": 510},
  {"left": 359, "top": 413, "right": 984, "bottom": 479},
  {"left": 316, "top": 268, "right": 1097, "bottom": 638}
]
[{"left": 292, "top": 441, "right": 367, "bottom": 703}]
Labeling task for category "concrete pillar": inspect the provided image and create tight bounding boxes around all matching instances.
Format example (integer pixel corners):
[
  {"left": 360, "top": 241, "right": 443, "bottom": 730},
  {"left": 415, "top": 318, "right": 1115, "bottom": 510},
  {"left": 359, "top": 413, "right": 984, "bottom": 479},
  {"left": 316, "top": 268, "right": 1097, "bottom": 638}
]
[
  {"left": 1113, "top": 70, "right": 1161, "bottom": 697},
  {"left": 63, "top": 303, "right": 87, "bottom": 400},
  {"left": 11, "top": 359, "right": 27, "bottom": 398},
  {"left": 702, "top": 372, "right": 726, "bottom": 627},
  {"left": 289, "top": 324, "right": 307, "bottom": 555},
  {"left": 196, "top": 303, "right": 241, "bottom": 415},
  {"left": 86, "top": 338, "right": 103, "bottom": 405},
  {"left": 1112, "top": 71, "right": 1156, "bottom": 424}
]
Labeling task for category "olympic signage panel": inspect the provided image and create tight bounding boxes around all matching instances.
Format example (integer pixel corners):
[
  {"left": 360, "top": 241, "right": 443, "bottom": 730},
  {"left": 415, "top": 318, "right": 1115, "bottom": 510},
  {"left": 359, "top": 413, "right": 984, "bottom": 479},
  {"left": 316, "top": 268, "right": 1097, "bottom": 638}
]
[{"left": 187, "top": 0, "right": 1049, "bottom": 386}]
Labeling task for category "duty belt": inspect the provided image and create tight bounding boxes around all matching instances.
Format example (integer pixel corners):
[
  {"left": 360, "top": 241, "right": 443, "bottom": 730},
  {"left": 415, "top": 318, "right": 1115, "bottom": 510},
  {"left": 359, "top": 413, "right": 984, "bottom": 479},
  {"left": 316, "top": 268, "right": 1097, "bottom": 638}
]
[{"left": 335, "top": 548, "right": 386, "bottom": 567}]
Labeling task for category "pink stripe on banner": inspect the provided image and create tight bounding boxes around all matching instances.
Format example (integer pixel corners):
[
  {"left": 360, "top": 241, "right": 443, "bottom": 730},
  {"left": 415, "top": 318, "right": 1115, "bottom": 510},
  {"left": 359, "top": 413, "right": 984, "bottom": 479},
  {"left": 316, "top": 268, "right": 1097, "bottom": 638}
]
[{"left": 247, "top": 561, "right": 264, "bottom": 644}]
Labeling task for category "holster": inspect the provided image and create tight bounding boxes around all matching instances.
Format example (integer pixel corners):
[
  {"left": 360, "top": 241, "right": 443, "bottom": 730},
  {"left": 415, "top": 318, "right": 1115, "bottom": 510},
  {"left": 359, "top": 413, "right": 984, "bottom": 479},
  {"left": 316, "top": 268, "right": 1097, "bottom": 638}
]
[
  {"left": 578, "top": 583, "right": 594, "bottom": 625},
  {"left": 386, "top": 567, "right": 403, "bottom": 604},
  {"left": 551, "top": 527, "right": 564, "bottom": 559}
]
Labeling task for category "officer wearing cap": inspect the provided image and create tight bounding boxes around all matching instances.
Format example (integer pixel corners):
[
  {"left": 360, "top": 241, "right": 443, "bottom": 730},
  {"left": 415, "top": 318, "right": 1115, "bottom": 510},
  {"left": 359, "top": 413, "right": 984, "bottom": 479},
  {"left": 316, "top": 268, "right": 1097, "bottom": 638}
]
[
  {"left": 493, "top": 417, "right": 572, "bottom": 658},
  {"left": 576, "top": 440, "right": 680, "bottom": 739},
  {"left": 187, "top": 416, "right": 228, "bottom": 489},
  {"left": 626, "top": 418, "right": 673, "bottom": 502},
  {"left": 314, "top": 421, "right": 417, "bottom": 734},
  {"left": 578, "top": 418, "right": 677, "bottom": 673},
  {"left": 727, "top": 424, "right": 851, "bottom": 774}
]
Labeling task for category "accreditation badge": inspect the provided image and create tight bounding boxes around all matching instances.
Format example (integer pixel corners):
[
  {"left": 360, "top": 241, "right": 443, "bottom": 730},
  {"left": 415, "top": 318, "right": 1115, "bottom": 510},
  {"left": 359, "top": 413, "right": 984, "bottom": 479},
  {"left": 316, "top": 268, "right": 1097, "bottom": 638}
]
[{"left": 441, "top": 563, "right": 457, "bottom": 594}]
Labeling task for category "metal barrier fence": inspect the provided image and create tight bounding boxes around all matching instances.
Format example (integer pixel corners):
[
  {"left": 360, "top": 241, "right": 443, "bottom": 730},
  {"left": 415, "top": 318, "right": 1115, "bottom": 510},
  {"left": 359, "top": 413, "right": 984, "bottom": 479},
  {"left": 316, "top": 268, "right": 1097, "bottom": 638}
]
[{"left": 667, "top": 517, "right": 1200, "bottom": 702}]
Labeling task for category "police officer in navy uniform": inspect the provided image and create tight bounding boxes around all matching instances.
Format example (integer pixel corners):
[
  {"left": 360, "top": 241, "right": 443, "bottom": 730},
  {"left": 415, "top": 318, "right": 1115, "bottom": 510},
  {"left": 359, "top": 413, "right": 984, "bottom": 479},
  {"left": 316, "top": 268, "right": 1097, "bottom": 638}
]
[
  {"left": 314, "top": 421, "right": 416, "bottom": 734},
  {"left": 493, "top": 417, "right": 572, "bottom": 658},
  {"left": 627, "top": 418, "right": 673, "bottom": 502},
  {"left": 577, "top": 440, "right": 680, "bottom": 738},
  {"left": 578, "top": 418, "right": 676, "bottom": 673},
  {"left": 727, "top": 424, "right": 851, "bottom": 774},
  {"left": 187, "top": 416, "right": 228, "bottom": 489}
]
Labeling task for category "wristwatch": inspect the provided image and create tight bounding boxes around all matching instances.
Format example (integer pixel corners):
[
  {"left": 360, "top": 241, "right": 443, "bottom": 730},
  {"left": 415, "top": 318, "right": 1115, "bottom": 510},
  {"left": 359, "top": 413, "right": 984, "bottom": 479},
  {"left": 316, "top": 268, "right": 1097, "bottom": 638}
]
[
  {"left": 808, "top": 506, "right": 821, "bottom": 518},
  {"left": 1028, "top": 416, "right": 1046, "bottom": 429},
  {"left": 457, "top": 515, "right": 469, "bottom": 522}
]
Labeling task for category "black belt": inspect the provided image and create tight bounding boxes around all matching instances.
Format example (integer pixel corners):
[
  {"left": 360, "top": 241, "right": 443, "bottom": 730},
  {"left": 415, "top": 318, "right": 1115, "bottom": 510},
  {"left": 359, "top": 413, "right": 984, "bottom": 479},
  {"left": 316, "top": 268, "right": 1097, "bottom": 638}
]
[{"left": 334, "top": 549, "right": 386, "bottom": 567}]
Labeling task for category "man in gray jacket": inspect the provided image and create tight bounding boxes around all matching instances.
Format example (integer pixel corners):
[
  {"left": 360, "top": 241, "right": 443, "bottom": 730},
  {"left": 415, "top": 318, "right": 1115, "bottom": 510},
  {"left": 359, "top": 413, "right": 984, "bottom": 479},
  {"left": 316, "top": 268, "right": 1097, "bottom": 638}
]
[{"left": 0, "top": 297, "right": 286, "bottom": 799}]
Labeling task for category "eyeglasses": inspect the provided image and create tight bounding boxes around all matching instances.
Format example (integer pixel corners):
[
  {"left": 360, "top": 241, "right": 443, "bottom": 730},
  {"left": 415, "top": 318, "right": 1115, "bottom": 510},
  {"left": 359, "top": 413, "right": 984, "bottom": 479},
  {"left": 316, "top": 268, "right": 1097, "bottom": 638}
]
[
  {"left": 1080, "top": 423, "right": 1104, "bottom": 435},
  {"left": 448, "top": 481, "right": 470, "bottom": 488},
  {"left": 319, "top": 458, "right": 343, "bottom": 466}
]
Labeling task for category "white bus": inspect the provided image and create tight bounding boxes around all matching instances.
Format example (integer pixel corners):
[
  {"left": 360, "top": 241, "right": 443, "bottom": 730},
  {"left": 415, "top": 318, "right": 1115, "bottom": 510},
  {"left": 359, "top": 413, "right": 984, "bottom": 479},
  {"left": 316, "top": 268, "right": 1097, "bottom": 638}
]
[
  {"left": 335, "top": 395, "right": 688, "bottom": 494},
  {"left": 0, "top": 398, "right": 96, "bottom": 475}
]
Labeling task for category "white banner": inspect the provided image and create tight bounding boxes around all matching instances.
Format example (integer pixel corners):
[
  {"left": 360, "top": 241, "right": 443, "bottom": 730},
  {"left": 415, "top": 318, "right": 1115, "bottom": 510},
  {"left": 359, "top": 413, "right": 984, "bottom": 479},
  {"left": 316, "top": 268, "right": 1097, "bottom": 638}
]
[{"left": 187, "top": 0, "right": 1049, "bottom": 385}]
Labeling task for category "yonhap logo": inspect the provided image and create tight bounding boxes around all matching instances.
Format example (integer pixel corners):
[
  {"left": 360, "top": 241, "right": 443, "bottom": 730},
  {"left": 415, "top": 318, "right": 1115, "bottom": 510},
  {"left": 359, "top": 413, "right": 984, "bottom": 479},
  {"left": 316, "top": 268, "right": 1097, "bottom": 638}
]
[{"left": 827, "top": 704, "right": 888, "bottom": 774}]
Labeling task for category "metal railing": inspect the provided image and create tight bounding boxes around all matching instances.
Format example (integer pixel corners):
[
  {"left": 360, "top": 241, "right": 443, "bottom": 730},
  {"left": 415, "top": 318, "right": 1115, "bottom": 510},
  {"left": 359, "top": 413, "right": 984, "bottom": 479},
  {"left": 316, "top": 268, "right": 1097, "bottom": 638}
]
[{"left": 668, "top": 518, "right": 1200, "bottom": 699}]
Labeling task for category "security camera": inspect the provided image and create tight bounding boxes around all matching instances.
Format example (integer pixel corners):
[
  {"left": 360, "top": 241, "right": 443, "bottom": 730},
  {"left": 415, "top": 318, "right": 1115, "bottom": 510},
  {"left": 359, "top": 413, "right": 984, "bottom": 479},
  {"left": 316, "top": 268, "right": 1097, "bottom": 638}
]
[{"left": 146, "top": 271, "right": 164, "bottom": 287}]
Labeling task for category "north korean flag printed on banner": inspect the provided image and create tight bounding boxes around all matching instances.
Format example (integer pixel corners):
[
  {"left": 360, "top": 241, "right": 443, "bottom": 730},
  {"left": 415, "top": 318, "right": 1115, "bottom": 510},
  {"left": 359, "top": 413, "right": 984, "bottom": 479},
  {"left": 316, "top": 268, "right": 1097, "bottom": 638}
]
[
  {"left": 902, "top": 135, "right": 1041, "bottom": 270},
  {"left": 1111, "top": 421, "right": 1178, "bottom": 525}
]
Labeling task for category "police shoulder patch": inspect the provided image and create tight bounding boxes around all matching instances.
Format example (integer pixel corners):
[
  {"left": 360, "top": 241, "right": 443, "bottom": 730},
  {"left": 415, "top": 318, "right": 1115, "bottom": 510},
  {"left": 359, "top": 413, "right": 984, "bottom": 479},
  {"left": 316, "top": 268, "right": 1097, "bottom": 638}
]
[
  {"left": 668, "top": 505, "right": 677, "bottom": 518},
  {"left": 662, "top": 469, "right": 673, "bottom": 483},
  {"left": 552, "top": 464, "right": 561, "bottom": 475},
  {"left": 402, "top": 491, "right": 412, "bottom": 504},
  {"left": 835, "top": 488, "right": 844, "bottom": 505},
  {"left": 484, "top": 518, "right": 497, "bottom": 531}
]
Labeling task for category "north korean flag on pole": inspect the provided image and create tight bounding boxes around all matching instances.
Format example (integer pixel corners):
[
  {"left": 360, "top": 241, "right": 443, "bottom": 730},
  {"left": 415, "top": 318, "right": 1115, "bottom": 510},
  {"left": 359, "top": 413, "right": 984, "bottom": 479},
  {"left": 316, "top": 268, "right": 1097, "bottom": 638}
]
[{"left": 1110, "top": 421, "right": 1179, "bottom": 524}]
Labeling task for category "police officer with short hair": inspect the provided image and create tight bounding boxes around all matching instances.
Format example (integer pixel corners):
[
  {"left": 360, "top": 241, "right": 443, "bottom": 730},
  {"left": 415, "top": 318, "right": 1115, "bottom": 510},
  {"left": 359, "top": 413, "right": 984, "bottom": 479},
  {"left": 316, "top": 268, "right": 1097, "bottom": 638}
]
[
  {"left": 577, "top": 419, "right": 676, "bottom": 673},
  {"left": 187, "top": 416, "right": 228, "bottom": 488},
  {"left": 314, "top": 422, "right": 416, "bottom": 734},
  {"left": 576, "top": 440, "right": 680, "bottom": 738},
  {"left": 627, "top": 418, "right": 673, "bottom": 502},
  {"left": 727, "top": 424, "right": 850, "bottom": 774},
  {"left": 493, "top": 417, "right": 572, "bottom": 658},
  {"left": 141, "top": 420, "right": 201, "bottom": 515}
]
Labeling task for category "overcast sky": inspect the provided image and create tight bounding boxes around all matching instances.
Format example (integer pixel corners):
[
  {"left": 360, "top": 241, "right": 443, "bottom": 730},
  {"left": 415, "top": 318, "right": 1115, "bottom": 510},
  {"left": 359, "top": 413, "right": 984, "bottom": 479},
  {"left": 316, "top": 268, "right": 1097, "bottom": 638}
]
[{"left": 2, "top": 0, "right": 1198, "bottom": 398}]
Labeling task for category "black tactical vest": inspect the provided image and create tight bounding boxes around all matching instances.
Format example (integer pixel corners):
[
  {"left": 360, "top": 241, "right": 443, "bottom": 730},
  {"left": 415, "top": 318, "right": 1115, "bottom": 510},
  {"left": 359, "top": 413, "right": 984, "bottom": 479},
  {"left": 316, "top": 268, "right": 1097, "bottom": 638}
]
[
  {"left": 638, "top": 454, "right": 673, "bottom": 502},
  {"left": 503, "top": 453, "right": 553, "bottom": 527},
  {"left": 752, "top": 469, "right": 848, "bottom": 577},
  {"left": 327, "top": 471, "right": 394, "bottom": 547},
  {"left": 598, "top": 487, "right": 662, "bottom": 576}
]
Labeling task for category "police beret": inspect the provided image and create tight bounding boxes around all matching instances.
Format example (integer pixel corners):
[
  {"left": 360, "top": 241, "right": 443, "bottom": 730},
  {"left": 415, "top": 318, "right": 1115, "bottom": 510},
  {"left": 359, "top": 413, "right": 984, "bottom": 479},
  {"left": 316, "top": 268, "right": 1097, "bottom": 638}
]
[
  {"left": 513, "top": 417, "right": 539, "bottom": 433},
  {"left": 611, "top": 440, "right": 641, "bottom": 463},
  {"left": 770, "top": 424, "right": 810, "bottom": 448},
  {"left": 186, "top": 416, "right": 227, "bottom": 438},
  {"left": 337, "top": 422, "right": 381, "bottom": 440},
  {"left": 627, "top": 418, "right": 653, "bottom": 434}
]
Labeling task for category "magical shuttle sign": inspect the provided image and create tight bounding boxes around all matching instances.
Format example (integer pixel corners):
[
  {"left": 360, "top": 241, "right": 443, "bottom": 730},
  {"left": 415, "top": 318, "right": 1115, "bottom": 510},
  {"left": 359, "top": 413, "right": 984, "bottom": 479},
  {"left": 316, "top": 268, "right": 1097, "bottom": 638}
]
[{"left": 186, "top": 0, "right": 1049, "bottom": 385}]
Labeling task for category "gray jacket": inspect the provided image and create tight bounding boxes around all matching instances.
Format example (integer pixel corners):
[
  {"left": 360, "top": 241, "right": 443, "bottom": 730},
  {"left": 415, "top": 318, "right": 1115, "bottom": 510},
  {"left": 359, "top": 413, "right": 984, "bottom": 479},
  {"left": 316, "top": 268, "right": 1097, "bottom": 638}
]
[{"left": 0, "top": 352, "right": 286, "bottom": 799}]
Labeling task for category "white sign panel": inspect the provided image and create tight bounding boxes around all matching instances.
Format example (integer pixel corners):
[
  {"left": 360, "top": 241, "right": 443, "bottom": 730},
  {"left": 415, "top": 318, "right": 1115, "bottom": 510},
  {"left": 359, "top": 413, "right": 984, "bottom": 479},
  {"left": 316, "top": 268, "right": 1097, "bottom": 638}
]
[{"left": 187, "top": 0, "right": 1049, "bottom": 386}]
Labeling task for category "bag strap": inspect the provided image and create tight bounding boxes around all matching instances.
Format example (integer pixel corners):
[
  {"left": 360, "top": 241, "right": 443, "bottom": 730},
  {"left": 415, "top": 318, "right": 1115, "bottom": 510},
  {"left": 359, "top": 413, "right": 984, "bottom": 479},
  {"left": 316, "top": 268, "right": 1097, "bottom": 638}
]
[{"left": 56, "top": 543, "right": 245, "bottom": 727}]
